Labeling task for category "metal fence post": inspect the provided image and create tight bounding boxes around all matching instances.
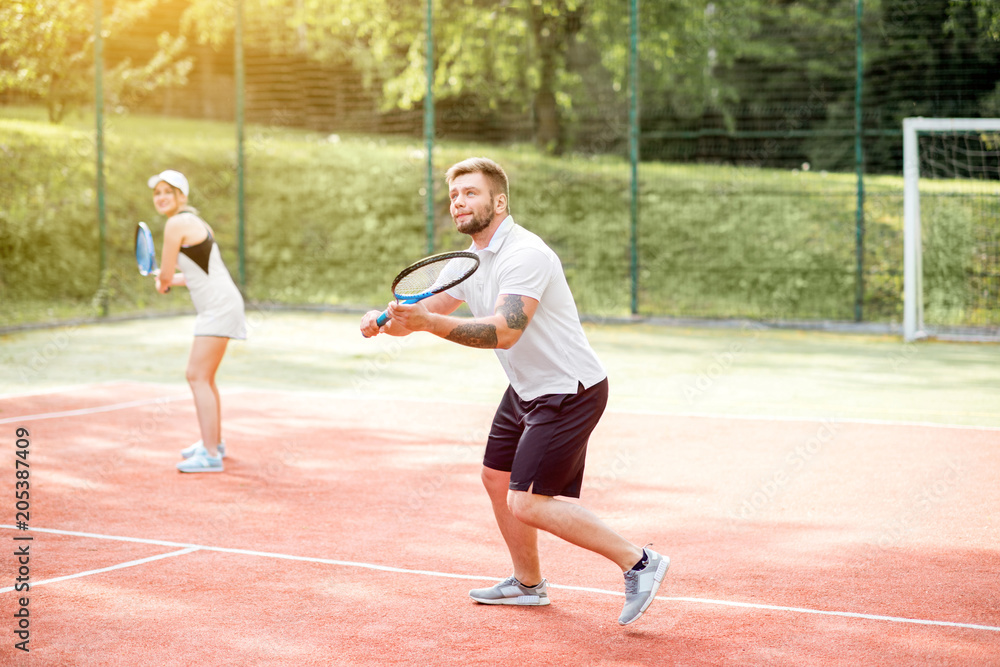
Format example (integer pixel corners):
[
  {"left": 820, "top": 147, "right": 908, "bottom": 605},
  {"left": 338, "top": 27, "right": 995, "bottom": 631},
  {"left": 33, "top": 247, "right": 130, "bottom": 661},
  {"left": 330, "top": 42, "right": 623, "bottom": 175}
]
[
  {"left": 236, "top": 0, "right": 246, "bottom": 288},
  {"left": 854, "top": 0, "right": 865, "bottom": 322},
  {"left": 629, "top": 0, "right": 640, "bottom": 316},
  {"left": 95, "top": 0, "right": 108, "bottom": 316},
  {"left": 425, "top": 0, "right": 435, "bottom": 255}
]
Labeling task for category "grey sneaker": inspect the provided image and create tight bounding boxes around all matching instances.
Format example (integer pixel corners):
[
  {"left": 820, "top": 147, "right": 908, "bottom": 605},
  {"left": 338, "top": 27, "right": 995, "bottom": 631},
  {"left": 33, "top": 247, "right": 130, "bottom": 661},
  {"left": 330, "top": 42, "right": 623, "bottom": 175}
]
[
  {"left": 469, "top": 576, "right": 550, "bottom": 606},
  {"left": 176, "top": 449, "right": 224, "bottom": 473},
  {"left": 619, "top": 549, "right": 669, "bottom": 625},
  {"left": 181, "top": 440, "right": 226, "bottom": 459}
]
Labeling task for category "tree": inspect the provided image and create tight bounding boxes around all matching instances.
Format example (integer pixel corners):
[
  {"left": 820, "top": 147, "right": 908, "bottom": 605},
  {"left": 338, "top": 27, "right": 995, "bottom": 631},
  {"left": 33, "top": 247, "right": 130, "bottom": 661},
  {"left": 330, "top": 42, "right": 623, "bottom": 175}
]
[
  {"left": 638, "top": 0, "right": 1000, "bottom": 172},
  {"left": 0, "top": 0, "right": 192, "bottom": 123},
  {"left": 257, "top": 0, "right": 591, "bottom": 153},
  {"left": 182, "top": 0, "right": 718, "bottom": 154}
]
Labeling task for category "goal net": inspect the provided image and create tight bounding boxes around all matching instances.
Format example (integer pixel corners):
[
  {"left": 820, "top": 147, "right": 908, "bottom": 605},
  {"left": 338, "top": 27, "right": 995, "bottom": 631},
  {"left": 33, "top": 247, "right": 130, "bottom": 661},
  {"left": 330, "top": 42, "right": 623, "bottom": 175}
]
[{"left": 903, "top": 118, "right": 1000, "bottom": 341}]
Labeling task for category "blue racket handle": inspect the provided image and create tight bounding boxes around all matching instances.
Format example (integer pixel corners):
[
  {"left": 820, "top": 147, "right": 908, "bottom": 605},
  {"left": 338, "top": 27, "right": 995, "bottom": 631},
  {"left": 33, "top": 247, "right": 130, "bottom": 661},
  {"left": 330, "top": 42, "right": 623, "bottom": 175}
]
[{"left": 374, "top": 296, "right": 422, "bottom": 328}]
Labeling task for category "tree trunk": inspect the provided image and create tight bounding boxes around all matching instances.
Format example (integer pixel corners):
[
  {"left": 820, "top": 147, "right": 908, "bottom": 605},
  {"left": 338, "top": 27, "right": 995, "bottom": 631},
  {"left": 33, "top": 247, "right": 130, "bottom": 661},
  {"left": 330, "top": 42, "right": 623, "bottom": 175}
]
[
  {"left": 534, "top": 62, "right": 561, "bottom": 154},
  {"left": 528, "top": 1, "right": 586, "bottom": 154}
]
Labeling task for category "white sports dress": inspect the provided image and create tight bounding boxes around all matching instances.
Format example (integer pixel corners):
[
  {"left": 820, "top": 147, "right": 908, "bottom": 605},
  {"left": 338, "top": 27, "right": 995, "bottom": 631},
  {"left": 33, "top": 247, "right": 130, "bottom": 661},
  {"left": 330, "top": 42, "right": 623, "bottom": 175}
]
[{"left": 175, "top": 213, "right": 247, "bottom": 340}]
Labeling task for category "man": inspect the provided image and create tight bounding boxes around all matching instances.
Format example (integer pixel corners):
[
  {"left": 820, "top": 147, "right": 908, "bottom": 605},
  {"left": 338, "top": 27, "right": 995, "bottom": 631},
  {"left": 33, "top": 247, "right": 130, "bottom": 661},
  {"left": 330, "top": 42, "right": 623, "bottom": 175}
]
[{"left": 360, "top": 157, "right": 667, "bottom": 625}]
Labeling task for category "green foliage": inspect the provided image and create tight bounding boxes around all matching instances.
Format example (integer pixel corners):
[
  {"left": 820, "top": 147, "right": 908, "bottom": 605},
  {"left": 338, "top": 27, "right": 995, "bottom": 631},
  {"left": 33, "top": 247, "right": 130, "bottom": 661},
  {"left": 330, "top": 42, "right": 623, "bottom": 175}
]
[
  {"left": 6, "top": 0, "right": 999, "bottom": 168},
  {"left": 0, "top": 120, "right": 97, "bottom": 299},
  {"left": 181, "top": 0, "right": 721, "bottom": 154},
  {"left": 922, "top": 195, "right": 980, "bottom": 325},
  {"left": 634, "top": 168, "right": 864, "bottom": 320},
  {"left": 242, "top": 136, "right": 429, "bottom": 305},
  {"left": 1, "top": 108, "right": 995, "bottom": 329},
  {"left": 0, "top": 0, "right": 192, "bottom": 123}
]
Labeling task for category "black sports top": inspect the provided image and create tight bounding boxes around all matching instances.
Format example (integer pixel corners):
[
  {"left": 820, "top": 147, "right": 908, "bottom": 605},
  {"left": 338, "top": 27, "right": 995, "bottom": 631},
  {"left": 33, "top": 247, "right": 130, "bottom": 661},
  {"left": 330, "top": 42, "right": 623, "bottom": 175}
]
[{"left": 179, "top": 222, "right": 214, "bottom": 274}]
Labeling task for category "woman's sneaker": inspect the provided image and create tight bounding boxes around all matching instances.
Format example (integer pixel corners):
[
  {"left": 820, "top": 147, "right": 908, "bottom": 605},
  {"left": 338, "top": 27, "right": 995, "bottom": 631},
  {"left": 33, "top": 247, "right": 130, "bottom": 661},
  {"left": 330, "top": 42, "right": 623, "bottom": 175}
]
[
  {"left": 176, "top": 446, "right": 224, "bottom": 473},
  {"left": 181, "top": 440, "right": 226, "bottom": 459},
  {"left": 469, "top": 576, "right": 550, "bottom": 606}
]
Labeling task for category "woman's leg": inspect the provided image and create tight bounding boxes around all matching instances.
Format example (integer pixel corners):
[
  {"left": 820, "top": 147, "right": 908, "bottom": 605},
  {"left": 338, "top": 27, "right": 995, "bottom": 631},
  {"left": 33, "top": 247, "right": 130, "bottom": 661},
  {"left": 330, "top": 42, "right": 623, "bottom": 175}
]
[{"left": 186, "top": 336, "right": 229, "bottom": 456}]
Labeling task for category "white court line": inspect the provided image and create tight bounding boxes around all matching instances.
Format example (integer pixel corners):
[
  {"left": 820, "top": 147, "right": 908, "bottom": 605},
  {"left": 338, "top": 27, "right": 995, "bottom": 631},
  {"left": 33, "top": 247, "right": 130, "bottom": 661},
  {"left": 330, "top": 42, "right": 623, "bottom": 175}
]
[
  {"left": 3, "top": 526, "right": 997, "bottom": 633},
  {"left": 0, "top": 388, "right": 248, "bottom": 425},
  {"left": 0, "top": 394, "right": 193, "bottom": 425},
  {"left": 0, "top": 546, "right": 199, "bottom": 593},
  {"left": 0, "top": 381, "right": 138, "bottom": 401},
  {"left": 658, "top": 596, "right": 1000, "bottom": 631}
]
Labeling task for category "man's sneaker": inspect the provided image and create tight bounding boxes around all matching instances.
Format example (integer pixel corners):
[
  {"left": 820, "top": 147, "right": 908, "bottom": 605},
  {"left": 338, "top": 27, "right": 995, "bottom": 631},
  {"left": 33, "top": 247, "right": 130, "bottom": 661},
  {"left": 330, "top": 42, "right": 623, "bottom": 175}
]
[
  {"left": 469, "top": 576, "right": 550, "bottom": 606},
  {"left": 619, "top": 549, "right": 669, "bottom": 625},
  {"left": 181, "top": 440, "right": 226, "bottom": 459},
  {"left": 176, "top": 448, "right": 224, "bottom": 473}
]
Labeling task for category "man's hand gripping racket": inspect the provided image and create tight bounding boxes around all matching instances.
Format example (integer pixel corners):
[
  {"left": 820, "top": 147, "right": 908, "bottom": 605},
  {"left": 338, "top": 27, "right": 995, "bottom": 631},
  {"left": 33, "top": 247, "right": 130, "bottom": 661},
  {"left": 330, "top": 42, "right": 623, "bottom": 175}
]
[{"left": 363, "top": 251, "right": 479, "bottom": 337}]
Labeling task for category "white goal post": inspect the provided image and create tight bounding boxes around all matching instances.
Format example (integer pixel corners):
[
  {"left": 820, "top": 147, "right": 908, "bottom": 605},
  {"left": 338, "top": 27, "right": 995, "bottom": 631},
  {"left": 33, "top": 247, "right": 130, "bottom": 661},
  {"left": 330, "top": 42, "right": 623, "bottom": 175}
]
[{"left": 903, "top": 117, "right": 1000, "bottom": 342}]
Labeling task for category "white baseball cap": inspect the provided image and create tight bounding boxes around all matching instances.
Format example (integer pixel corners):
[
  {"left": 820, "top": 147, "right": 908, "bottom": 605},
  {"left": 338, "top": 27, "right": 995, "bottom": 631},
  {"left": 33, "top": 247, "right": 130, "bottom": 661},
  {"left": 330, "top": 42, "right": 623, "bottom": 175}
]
[{"left": 147, "top": 170, "right": 189, "bottom": 197}]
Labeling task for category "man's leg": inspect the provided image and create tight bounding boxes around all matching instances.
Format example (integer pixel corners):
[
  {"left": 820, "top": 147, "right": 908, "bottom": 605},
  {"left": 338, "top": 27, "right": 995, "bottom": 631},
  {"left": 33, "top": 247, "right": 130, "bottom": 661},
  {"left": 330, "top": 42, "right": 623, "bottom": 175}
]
[
  {"left": 508, "top": 489, "right": 668, "bottom": 625},
  {"left": 507, "top": 490, "right": 643, "bottom": 572},
  {"left": 482, "top": 466, "right": 542, "bottom": 586}
]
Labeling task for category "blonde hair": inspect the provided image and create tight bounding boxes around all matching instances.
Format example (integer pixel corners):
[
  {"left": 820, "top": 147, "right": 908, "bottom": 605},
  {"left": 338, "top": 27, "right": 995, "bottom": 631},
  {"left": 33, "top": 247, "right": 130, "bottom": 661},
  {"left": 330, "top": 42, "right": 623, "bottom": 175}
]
[{"left": 445, "top": 157, "right": 510, "bottom": 215}]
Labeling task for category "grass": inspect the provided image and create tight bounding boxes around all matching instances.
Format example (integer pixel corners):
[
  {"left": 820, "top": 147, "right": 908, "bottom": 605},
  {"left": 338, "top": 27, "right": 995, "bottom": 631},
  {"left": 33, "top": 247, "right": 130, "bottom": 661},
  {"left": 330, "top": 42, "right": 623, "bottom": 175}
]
[
  {"left": 1, "top": 106, "right": 995, "bottom": 329},
  {"left": 3, "top": 311, "right": 999, "bottom": 427}
]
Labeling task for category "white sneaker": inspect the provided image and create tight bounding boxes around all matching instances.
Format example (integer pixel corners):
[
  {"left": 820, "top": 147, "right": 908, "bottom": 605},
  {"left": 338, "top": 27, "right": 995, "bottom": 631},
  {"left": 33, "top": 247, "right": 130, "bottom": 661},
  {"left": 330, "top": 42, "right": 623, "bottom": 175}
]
[
  {"left": 618, "top": 549, "right": 669, "bottom": 625},
  {"left": 181, "top": 440, "right": 226, "bottom": 459},
  {"left": 469, "top": 576, "right": 550, "bottom": 606},
  {"left": 176, "top": 447, "right": 224, "bottom": 473}
]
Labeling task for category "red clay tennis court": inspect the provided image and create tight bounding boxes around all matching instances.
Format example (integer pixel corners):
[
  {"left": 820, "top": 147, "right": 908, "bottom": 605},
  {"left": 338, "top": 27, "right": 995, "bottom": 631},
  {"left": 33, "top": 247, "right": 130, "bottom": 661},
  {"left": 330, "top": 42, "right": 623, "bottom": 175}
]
[{"left": 2, "top": 378, "right": 997, "bottom": 666}]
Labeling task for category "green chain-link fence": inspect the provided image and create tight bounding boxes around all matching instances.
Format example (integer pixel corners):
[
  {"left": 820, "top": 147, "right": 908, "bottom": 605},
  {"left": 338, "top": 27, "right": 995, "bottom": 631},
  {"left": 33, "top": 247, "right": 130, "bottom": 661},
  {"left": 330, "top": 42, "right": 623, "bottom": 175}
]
[{"left": 2, "top": 0, "right": 999, "bottom": 335}]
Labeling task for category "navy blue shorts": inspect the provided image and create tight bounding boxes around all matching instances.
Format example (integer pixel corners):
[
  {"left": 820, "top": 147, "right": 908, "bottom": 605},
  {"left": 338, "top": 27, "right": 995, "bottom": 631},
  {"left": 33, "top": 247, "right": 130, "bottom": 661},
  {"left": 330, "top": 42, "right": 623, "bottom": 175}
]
[{"left": 483, "top": 378, "right": 609, "bottom": 498}]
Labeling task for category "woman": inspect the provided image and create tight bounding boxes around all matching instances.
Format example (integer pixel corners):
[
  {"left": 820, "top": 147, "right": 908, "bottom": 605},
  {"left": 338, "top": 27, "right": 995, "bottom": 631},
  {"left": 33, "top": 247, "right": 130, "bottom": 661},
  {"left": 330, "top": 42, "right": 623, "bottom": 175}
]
[{"left": 149, "top": 169, "right": 246, "bottom": 473}]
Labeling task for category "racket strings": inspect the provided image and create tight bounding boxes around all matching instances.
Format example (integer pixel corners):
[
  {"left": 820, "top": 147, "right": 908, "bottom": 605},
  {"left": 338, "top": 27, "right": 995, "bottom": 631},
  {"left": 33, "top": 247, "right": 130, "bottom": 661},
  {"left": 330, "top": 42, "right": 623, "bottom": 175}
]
[
  {"left": 393, "top": 257, "right": 478, "bottom": 298},
  {"left": 136, "top": 241, "right": 153, "bottom": 268},
  {"left": 135, "top": 223, "right": 158, "bottom": 276}
]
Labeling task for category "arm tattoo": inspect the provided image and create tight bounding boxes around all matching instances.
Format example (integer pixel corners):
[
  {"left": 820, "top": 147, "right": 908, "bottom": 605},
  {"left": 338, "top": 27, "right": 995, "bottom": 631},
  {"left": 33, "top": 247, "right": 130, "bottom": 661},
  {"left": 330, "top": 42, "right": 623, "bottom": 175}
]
[
  {"left": 498, "top": 295, "right": 529, "bottom": 331},
  {"left": 445, "top": 323, "right": 499, "bottom": 349}
]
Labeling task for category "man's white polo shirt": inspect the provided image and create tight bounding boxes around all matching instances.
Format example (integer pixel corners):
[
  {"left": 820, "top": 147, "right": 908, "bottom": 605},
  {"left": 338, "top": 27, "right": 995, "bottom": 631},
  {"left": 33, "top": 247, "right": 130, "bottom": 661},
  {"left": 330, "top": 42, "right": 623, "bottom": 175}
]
[{"left": 447, "top": 216, "right": 607, "bottom": 401}]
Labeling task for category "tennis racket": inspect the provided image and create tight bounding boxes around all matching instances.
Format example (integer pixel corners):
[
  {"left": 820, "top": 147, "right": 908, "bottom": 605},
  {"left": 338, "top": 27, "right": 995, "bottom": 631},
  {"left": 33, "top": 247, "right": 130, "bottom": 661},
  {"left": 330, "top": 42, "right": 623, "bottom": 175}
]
[
  {"left": 374, "top": 251, "right": 480, "bottom": 328},
  {"left": 135, "top": 222, "right": 159, "bottom": 276},
  {"left": 135, "top": 221, "right": 168, "bottom": 291}
]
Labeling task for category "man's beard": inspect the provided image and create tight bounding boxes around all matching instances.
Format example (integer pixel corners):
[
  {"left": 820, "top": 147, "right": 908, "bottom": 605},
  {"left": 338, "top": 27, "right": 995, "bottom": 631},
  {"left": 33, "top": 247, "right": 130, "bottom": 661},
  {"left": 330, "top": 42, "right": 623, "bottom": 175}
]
[{"left": 455, "top": 196, "right": 495, "bottom": 235}]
